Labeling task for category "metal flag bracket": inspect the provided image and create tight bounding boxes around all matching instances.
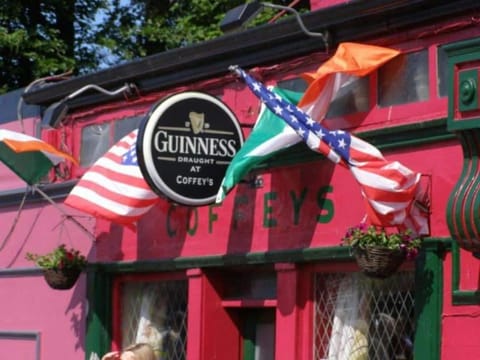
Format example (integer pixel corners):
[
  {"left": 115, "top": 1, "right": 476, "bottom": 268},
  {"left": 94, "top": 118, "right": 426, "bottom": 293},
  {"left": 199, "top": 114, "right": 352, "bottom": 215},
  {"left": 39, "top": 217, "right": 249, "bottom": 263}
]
[{"left": 31, "top": 185, "right": 97, "bottom": 242}]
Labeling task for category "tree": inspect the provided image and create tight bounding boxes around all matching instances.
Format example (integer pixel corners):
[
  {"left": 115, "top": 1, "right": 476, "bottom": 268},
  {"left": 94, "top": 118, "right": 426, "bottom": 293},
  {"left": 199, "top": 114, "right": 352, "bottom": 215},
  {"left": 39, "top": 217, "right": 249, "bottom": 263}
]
[
  {"left": 0, "top": 0, "right": 309, "bottom": 94},
  {"left": 93, "top": 0, "right": 292, "bottom": 66},
  {"left": 0, "top": 0, "right": 105, "bottom": 93}
]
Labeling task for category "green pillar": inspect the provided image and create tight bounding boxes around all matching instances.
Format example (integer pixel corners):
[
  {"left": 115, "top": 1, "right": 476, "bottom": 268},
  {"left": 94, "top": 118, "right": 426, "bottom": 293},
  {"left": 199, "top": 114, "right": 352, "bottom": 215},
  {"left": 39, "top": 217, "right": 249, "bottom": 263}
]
[
  {"left": 414, "top": 240, "right": 445, "bottom": 360},
  {"left": 85, "top": 265, "right": 113, "bottom": 360}
]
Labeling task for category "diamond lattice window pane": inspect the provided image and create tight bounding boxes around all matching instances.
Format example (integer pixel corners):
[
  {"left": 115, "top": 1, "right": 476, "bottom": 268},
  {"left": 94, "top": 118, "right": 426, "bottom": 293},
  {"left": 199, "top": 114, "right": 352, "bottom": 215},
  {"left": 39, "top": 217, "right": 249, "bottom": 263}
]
[
  {"left": 121, "top": 280, "right": 188, "bottom": 360},
  {"left": 314, "top": 272, "right": 415, "bottom": 360}
]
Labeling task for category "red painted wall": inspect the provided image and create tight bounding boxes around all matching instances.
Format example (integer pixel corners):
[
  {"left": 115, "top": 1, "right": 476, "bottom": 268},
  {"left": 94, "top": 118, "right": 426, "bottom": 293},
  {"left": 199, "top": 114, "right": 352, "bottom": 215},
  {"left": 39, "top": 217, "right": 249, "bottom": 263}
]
[{"left": 95, "top": 139, "right": 461, "bottom": 262}]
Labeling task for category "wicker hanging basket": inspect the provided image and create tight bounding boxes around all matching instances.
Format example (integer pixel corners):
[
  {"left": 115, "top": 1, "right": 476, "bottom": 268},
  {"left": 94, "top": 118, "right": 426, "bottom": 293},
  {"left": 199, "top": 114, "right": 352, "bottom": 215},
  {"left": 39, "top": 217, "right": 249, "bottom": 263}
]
[
  {"left": 42, "top": 267, "right": 82, "bottom": 290},
  {"left": 353, "top": 246, "right": 406, "bottom": 279}
]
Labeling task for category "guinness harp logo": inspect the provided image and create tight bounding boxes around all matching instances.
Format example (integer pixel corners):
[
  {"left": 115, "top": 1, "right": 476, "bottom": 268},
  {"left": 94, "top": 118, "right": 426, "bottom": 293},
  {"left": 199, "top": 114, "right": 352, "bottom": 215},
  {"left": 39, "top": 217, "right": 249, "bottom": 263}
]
[{"left": 189, "top": 111, "right": 205, "bottom": 134}]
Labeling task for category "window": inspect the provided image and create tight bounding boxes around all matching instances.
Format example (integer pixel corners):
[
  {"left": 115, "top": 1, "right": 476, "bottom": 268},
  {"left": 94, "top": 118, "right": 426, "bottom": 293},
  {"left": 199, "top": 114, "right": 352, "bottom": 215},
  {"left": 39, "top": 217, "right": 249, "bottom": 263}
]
[
  {"left": 120, "top": 279, "right": 188, "bottom": 360},
  {"left": 80, "top": 123, "right": 110, "bottom": 167},
  {"left": 114, "top": 115, "right": 144, "bottom": 143},
  {"left": 326, "top": 75, "right": 370, "bottom": 118},
  {"left": 378, "top": 50, "right": 429, "bottom": 106},
  {"left": 314, "top": 272, "right": 415, "bottom": 360},
  {"left": 79, "top": 115, "right": 144, "bottom": 167},
  {"left": 276, "top": 77, "right": 308, "bottom": 93},
  {"left": 276, "top": 74, "right": 370, "bottom": 119},
  {"left": 222, "top": 270, "right": 277, "bottom": 300},
  {"left": 437, "top": 46, "right": 448, "bottom": 98}
]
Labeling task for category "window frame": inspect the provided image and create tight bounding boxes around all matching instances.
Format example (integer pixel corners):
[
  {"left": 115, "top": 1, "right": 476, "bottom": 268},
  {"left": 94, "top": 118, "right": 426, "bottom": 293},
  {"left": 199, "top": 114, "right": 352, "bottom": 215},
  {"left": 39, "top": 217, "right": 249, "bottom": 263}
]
[
  {"left": 68, "top": 103, "right": 152, "bottom": 179},
  {"left": 270, "top": 29, "right": 480, "bottom": 136},
  {"left": 110, "top": 271, "right": 188, "bottom": 353}
]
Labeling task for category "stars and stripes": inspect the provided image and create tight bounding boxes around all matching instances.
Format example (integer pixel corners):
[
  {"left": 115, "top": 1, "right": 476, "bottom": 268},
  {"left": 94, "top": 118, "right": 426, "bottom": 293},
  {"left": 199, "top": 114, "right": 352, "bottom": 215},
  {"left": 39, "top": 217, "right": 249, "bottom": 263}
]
[
  {"left": 216, "top": 86, "right": 304, "bottom": 203},
  {"left": 65, "top": 130, "right": 160, "bottom": 228},
  {"left": 232, "top": 66, "right": 428, "bottom": 234},
  {"left": 234, "top": 66, "right": 365, "bottom": 166},
  {"left": 122, "top": 140, "right": 138, "bottom": 166},
  {"left": 217, "top": 42, "right": 402, "bottom": 205}
]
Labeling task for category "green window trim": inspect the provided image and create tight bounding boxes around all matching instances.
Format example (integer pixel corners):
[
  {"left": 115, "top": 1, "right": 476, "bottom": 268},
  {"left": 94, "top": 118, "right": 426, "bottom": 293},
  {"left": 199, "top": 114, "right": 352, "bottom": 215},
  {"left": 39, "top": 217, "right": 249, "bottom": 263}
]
[
  {"left": 451, "top": 239, "right": 480, "bottom": 305},
  {"left": 414, "top": 238, "right": 448, "bottom": 360},
  {"left": 85, "top": 268, "right": 113, "bottom": 360},
  {"left": 85, "top": 239, "right": 446, "bottom": 360}
]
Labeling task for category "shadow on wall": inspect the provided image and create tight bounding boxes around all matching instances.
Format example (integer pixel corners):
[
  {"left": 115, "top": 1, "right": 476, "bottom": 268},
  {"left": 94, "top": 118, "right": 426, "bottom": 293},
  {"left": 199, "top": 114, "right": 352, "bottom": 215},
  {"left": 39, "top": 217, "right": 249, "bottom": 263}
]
[
  {"left": 66, "top": 244, "right": 95, "bottom": 352},
  {"left": 266, "top": 160, "right": 336, "bottom": 251}
]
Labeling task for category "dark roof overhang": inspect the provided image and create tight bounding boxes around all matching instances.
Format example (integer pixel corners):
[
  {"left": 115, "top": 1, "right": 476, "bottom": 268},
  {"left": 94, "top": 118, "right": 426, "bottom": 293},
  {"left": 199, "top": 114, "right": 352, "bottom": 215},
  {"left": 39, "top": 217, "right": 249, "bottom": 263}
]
[{"left": 23, "top": 0, "right": 480, "bottom": 109}]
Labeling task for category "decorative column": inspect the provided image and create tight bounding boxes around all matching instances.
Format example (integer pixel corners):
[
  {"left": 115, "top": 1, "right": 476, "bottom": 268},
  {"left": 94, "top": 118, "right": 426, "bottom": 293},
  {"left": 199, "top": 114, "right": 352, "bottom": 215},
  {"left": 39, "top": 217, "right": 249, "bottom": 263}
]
[{"left": 445, "top": 38, "right": 480, "bottom": 256}]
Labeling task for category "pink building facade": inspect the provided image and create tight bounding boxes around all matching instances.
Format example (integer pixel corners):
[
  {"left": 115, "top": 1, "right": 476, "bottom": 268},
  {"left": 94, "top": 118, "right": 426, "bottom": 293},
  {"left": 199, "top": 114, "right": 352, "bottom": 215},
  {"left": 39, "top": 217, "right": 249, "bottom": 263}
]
[{"left": 1, "top": 1, "right": 480, "bottom": 359}]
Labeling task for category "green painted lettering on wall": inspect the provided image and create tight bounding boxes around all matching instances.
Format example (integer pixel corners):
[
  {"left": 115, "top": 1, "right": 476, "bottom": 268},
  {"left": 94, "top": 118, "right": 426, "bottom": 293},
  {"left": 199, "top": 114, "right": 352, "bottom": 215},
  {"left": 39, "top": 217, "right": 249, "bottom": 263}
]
[
  {"left": 166, "top": 185, "right": 335, "bottom": 237},
  {"left": 290, "top": 187, "right": 308, "bottom": 225},
  {"left": 263, "top": 192, "right": 277, "bottom": 228},
  {"left": 209, "top": 204, "right": 220, "bottom": 233},
  {"left": 316, "top": 185, "right": 334, "bottom": 223},
  {"left": 187, "top": 208, "right": 198, "bottom": 236}
]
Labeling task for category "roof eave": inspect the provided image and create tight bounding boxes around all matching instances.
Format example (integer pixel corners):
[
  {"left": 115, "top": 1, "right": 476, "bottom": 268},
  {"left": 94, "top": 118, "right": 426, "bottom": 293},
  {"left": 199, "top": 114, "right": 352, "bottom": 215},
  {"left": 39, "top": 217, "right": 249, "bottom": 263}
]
[{"left": 23, "top": 0, "right": 480, "bottom": 108}]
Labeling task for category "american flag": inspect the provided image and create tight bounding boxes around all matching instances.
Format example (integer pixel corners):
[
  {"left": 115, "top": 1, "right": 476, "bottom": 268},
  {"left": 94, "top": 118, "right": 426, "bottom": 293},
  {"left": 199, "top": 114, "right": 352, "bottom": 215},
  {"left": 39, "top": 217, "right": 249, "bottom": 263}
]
[
  {"left": 64, "top": 130, "right": 159, "bottom": 228},
  {"left": 233, "top": 66, "right": 428, "bottom": 234}
]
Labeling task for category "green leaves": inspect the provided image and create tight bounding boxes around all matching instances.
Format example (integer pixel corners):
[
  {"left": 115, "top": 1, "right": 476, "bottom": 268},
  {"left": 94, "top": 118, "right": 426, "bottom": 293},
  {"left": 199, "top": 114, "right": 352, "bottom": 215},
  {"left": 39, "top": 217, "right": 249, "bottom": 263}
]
[
  {"left": 0, "top": 1, "right": 77, "bottom": 92},
  {"left": 0, "top": 0, "right": 309, "bottom": 92},
  {"left": 26, "top": 244, "right": 87, "bottom": 270},
  {"left": 342, "top": 224, "right": 422, "bottom": 259}
]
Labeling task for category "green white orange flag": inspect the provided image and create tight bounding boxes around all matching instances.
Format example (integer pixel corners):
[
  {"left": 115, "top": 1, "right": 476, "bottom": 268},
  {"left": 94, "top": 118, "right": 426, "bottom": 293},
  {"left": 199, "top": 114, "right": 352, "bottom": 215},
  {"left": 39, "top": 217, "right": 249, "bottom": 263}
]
[
  {"left": 216, "top": 42, "right": 400, "bottom": 203},
  {"left": 299, "top": 42, "right": 400, "bottom": 121},
  {"left": 0, "top": 129, "right": 77, "bottom": 185},
  {"left": 215, "top": 87, "right": 302, "bottom": 202}
]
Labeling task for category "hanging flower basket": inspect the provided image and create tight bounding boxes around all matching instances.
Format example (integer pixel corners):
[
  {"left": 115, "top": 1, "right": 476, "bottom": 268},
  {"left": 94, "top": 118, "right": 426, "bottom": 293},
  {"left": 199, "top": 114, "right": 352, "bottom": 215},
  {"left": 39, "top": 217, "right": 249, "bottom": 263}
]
[
  {"left": 26, "top": 244, "right": 87, "bottom": 290},
  {"left": 352, "top": 246, "right": 406, "bottom": 279},
  {"left": 342, "top": 224, "right": 422, "bottom": 279},
  {"left": 42, "top": 267, "right": 82, "bottom": 290}
]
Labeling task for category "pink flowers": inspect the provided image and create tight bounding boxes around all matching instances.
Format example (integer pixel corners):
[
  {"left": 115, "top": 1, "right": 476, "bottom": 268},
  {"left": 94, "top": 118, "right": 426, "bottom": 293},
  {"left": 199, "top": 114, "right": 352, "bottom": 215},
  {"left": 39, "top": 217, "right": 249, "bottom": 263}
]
[
  {"left": 26, "top": 244, "right": 87, "bottom": 270},
  {"left": 342, "top": 224, "right": 422, "bottom": 260}
]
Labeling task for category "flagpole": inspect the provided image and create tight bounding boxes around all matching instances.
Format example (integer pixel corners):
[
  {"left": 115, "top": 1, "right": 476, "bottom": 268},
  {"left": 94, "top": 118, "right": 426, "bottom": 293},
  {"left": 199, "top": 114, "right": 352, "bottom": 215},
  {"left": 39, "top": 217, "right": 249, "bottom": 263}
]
[{"left": 31, "top": 185, "right": 96, "bottom": 242}]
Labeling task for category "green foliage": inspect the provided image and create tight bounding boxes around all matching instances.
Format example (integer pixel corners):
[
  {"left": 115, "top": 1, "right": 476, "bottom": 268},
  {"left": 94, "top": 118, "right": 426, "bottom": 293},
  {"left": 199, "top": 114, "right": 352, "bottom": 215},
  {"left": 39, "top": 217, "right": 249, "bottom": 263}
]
[
  {"left": 90, "top": 0, "right": 310, "bottom": 68},
  {"left": 94, "top": 0, "right": 247, "bottom": 64},
  {"left": 0, "top": 0, "right": 309, "bottom": 93},
  {"left": 342, "top": 224, "right": 422, "bottom": 259},
  {"left": 26, "top": 244, "right": 87, "bottom": 270},
  {"left": 0, "top": 0, "right": 103, "bottom": 93}
]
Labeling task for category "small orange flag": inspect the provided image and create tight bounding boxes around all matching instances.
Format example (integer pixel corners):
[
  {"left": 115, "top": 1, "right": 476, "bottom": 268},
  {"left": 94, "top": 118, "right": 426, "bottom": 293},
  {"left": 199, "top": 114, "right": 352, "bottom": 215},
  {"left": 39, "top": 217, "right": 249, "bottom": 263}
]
[{"left": 298, "top": 42, "right": 400, "bottom": 119}]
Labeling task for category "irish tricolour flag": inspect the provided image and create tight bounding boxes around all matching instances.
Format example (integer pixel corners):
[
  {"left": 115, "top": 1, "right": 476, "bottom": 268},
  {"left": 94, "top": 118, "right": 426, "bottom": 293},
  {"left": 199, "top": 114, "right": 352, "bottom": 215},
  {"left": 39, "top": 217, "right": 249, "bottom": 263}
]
[
  {"left": 298, "top": 42, "right": 400, "bottom": 121},
  {"left": 0, "top": 129, "right": 77, "bottom": 185},
  {"left": 216, "top": 87, "right": 302, "bottom": 202},
  {"left": 216, "top": 42, "right": 400, "bottom": 203}
]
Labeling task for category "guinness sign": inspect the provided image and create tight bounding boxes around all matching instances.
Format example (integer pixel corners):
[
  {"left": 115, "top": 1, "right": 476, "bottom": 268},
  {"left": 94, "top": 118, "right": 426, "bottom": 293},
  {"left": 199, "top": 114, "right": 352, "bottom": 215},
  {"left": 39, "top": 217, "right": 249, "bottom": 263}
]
[{"left": 137, "top": 91, "right": 244, "bottom": 206}]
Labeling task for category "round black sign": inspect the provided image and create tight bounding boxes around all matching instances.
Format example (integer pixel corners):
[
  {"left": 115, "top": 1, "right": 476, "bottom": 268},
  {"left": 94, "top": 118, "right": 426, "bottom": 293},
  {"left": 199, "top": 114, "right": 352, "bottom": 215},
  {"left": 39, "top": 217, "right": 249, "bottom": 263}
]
[{"left": 137, "top": 91, "right": 244, "bottom": 206}]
